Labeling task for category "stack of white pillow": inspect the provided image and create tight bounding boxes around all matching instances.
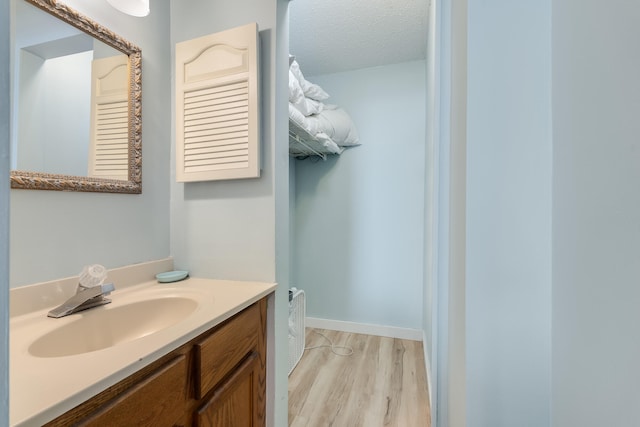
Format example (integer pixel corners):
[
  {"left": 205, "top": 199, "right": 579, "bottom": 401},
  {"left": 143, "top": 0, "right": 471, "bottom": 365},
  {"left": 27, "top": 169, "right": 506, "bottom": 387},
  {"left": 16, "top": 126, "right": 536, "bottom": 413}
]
[{"left": 288, "top": 58, "right": 360, "bottom": 147}]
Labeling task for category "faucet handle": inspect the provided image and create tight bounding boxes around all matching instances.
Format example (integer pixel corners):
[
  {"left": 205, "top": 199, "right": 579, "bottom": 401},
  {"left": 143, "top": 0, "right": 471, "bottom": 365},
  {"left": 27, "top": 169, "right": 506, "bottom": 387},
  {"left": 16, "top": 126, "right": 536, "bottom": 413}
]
[
  {"left": 79, "top": 264, "right": 107, "bottom": 288},
  {"left": 101, "top": 282, "right": 115, "bottom": 295},
  {"left": 77, "top": 282, "right": 115, "bottom": 295}
]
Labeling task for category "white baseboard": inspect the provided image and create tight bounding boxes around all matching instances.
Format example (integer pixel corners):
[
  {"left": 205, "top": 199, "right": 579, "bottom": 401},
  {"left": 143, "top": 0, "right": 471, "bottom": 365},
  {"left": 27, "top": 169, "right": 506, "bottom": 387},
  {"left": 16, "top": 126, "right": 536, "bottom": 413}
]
[{"left": 305, "top": 317, "right": 423, "bottom": 341}]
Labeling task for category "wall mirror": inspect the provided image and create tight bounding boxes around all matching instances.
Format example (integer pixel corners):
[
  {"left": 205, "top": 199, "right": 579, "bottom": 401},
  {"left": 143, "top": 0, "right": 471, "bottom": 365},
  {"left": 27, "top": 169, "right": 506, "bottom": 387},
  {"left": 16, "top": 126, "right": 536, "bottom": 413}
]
[{"left": 10, "top": 0, "right": 142, "bottom": 193}]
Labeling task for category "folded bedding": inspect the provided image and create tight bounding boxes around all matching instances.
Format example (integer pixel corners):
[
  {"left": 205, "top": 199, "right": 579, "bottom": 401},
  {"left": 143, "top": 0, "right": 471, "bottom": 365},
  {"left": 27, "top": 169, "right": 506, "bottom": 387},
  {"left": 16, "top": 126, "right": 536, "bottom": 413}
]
[
  {"left": 289, "top": 70, "right": 325, "bottom": 116},
  {"left": 289, "top": 103, "right": 359, "bottom": 147},
  {"left": 304, "top": 107, "right": 360, "bottom": 147},
  {"left": 289, "top": 56, "right": 360, "bottom": 151},
  {"left": 290, "top": 60, "right": 330, "bottom": 101},
  {"left": 289, "top": 103, "right": 342, "bottom": 155}
]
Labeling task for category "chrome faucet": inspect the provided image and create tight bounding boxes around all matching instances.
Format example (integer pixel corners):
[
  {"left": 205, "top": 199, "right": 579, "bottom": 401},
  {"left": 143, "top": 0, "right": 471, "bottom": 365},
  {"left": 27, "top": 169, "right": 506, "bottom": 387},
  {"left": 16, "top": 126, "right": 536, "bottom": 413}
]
[{"left": 47, "top": 282, "right": 115, "bottom": 318}]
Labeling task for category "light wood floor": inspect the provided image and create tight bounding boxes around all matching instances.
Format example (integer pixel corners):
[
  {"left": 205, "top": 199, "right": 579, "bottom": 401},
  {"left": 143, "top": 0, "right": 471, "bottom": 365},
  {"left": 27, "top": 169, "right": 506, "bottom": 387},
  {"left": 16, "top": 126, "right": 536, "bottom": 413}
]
[{"left": 288, "top": 328, "right": 431, "bottom": 427}]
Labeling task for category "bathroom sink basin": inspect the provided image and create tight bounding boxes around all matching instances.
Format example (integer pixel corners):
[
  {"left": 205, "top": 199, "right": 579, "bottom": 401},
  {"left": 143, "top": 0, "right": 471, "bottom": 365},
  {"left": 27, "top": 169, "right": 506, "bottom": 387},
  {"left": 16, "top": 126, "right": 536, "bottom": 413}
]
[{"left": 29, "top": 297, "right": 199, "bottom": 358}]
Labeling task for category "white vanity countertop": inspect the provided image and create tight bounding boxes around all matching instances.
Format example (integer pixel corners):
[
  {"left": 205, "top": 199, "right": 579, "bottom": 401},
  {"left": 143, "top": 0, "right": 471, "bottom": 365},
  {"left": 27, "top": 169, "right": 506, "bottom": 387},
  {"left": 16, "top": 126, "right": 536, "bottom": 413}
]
[{"left": 10, "top": 276, "right": 276, "bottom": 426}]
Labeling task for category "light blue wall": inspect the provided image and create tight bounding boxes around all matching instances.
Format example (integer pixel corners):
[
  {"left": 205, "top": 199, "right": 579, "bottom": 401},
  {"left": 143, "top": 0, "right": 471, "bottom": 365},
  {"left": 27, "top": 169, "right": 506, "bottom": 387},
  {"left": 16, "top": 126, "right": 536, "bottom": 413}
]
[
  {"left": 9, "top": 0, "right": 172, "bottom": 287},
  {"left": 438, "top": 2, "right": 640, "bottom": 426},
  {"left": 17, "top": 50, "right": 90, "bottom": 175},
  {"left": 169, "top": 1, "right": 290, "bottom": 425},
  {"left": 552, "top": 1, "right": 640, "bottom": 425},
  {"left": 293, "top": 61, "right": 426, "bottom": 330},
  {"left": 169, "top": 0, "right": 277, "bottom": 282},
  {"left": 465, "top": 0, "right": 552, "bottom": 425}
]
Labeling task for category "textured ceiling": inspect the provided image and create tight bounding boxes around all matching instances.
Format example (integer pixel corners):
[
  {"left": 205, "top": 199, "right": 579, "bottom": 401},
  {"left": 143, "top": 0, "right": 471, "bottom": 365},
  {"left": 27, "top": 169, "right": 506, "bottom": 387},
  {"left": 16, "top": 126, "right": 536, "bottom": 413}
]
[{"left": 289, "top": 0, "right": 429, "bottom": 77}]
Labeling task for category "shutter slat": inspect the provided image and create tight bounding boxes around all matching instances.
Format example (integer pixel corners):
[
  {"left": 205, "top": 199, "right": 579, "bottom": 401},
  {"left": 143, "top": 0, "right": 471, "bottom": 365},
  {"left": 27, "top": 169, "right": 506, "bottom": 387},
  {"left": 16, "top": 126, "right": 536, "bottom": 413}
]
[
  {"left": 185, "top": 106, "right": 248, "bottom": 122},
  {"left": 184, "top": 81, "right": 248, "bottom": 99},
  {"left": 185, "top": 162, "right": 249, "bottom": 173},
  {"left": 186, "top": 142, "right": 249, "bottom": 155},
  {"left": 185, "top": 138, "right": 248, "bottom": 151},
  {"left": 185, "top": 87, "right": 248, "bottom": 105},
  {"left": 184, "top": 100, "right": 248, "bottom": 118},
  {"left": 184, "top": 125, "right": 248, "bottom": 139},
  {"left": 185, "top": 94, "right": 248, "bottom": 110},
  {"left": 185, "top": 112, "right": 248, "bottom": 127},
  {"left": 184, "top": 119, "right": 249, "bottom": 134},
  {"left": 186, "top": 149, "right": 248, "bottom": 160},
  {"left": 185, "top": 132, "right": 248, "bottom": 145},
  {"left": 185, "top": 155, "right": 249, "bottom": 167}
]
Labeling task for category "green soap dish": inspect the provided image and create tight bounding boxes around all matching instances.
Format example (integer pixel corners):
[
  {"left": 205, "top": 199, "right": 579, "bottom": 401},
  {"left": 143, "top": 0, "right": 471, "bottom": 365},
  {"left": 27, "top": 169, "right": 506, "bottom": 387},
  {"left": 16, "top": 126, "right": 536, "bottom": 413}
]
[{"left": 156, "top": 270, "right": 189, "bottom": 283}]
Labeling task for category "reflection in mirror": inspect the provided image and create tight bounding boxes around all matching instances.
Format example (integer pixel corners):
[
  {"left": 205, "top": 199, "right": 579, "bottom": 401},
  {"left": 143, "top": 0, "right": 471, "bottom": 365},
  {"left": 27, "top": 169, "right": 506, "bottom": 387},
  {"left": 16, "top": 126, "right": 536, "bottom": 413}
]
[{"left": 10, "top": 0, "right": 142, "bottom": 193}]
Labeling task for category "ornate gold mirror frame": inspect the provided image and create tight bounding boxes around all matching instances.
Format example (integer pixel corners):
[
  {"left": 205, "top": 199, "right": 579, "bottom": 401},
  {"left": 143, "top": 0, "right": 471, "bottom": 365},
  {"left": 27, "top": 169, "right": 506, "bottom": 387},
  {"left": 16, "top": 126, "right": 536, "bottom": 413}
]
[{"left": 11, "top": 0, "right": 142, "bottom": 193}]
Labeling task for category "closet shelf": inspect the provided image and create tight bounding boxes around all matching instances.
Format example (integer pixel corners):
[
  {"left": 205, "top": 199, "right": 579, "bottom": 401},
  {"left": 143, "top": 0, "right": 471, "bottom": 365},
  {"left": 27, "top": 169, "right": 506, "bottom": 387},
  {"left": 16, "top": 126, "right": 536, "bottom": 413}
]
[{"left": 289, "top": 119, "right": 344, "bottom": 160}]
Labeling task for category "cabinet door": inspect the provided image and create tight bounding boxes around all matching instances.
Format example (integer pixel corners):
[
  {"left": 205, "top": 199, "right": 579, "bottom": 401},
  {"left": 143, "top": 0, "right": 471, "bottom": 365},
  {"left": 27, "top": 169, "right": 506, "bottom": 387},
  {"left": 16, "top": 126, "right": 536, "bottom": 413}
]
[
  {"left": 195, "top": 301, "right": 262, "bottom": 398},
  {"left": 175, "top": 23, "right": 260, "bottom": 182},
  {"left": 88, "top": 54, "right": 129, "bottom": 180},
  {"left": 195, "top": 352, "right": 264, "bottom": 427},
  {"left": 79, "top": 356, "right": 188, "bottom": 427}
]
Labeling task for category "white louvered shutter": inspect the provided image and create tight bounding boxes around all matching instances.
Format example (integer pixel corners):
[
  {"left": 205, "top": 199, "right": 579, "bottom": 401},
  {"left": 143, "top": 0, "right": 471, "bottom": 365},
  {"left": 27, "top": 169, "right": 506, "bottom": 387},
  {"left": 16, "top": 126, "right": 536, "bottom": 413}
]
[
  {"left": 88, "top": 54, "right": 130, "bottom": 180},
  {"left": 175, "top": 23, "right": 260, "bottom": 182}
]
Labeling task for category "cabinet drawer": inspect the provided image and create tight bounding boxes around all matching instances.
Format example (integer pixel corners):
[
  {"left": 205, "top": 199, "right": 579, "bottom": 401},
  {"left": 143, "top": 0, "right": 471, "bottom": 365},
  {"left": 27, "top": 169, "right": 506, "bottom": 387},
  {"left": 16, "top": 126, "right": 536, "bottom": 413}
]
[
  {"left": 195, "top": 302, "right": 261, "bottom": 398},
  {"left": 80, "top": 355, "right": 188, "bottom": 427}
]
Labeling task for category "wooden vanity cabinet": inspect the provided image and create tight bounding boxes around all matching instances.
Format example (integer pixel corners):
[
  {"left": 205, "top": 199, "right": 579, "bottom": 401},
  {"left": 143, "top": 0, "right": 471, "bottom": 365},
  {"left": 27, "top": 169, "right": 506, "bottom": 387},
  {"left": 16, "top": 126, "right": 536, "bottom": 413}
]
[{"left": 44, "top": 298, "right": 267, "bottom": 427}]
